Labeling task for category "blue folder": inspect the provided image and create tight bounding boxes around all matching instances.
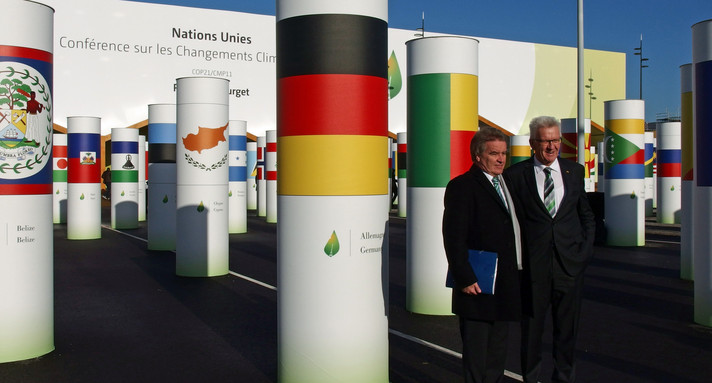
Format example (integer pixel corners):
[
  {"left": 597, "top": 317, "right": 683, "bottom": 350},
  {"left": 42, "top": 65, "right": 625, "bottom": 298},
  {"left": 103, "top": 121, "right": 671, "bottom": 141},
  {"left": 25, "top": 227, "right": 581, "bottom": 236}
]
[{"left": 446, "top": 250, "right": 498, "bottom": 294}]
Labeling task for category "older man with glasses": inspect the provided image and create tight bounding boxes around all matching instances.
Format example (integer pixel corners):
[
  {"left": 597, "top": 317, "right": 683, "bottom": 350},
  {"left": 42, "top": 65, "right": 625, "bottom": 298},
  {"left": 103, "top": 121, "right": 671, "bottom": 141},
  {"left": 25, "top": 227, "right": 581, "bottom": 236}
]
[{"left": 504, "top": 116, "right": 596, "bottom": 383}]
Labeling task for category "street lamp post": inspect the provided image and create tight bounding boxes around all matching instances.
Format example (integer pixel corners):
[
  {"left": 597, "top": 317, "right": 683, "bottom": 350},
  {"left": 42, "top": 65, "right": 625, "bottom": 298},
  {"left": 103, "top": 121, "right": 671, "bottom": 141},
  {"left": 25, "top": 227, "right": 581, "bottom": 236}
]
[
  {"left": 633, "top": 34, "right": 649, "bottom": 100},
  {"left": 585, "top": 70, "right": 596, "bottom": 119}
]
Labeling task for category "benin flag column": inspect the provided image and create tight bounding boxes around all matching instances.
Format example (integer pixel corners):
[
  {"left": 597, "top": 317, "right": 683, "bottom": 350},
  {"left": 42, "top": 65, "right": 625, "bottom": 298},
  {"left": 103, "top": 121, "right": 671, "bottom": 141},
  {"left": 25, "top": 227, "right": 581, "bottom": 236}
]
[{"left": 276, "top": 1, "right": 390, "bottom": 381}]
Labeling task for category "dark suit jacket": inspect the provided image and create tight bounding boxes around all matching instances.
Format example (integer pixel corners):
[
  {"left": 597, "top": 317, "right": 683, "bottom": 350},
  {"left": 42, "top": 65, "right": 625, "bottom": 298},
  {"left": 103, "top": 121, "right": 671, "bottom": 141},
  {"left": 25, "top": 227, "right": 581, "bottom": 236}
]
[
  {"left": 442, "top": 165, "right": 521, "bottom": 321},
  {"left": 504, "top": 158, "right": 595, "bottom": 284}
]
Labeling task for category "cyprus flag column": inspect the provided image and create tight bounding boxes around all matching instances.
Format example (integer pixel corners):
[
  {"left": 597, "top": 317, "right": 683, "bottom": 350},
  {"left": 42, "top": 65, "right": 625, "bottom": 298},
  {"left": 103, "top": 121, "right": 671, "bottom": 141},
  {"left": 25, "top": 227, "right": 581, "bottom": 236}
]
[
  {"left": 0, "top": 0, "right": 54, "bottom": 363},
  {"left": 175, "top": 77, "right": 229, "bottom": 277},
  {"left": 276, "top": 0, "right": 389, "bottom": 381}
]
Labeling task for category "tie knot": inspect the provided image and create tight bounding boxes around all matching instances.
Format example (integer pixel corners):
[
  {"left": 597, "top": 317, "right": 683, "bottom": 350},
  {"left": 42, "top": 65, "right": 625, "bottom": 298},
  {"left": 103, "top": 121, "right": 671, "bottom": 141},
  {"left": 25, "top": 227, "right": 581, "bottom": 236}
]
[
  {"left": 544, "top": 167, "right": 552, "bottom": 176},
  {"left": 492, "top": 176, "right": 500, "bottom": 186}
]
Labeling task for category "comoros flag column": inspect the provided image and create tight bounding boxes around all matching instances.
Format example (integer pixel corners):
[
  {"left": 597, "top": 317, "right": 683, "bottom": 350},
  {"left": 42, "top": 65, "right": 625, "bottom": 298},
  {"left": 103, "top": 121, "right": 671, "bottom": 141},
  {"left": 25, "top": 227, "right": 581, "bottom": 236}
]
[
  {"left": 406, "top": 36, "right": 479, "bottom": 315},
  {"left": 276, "top": 1, "right": 389, "bottom": 381},
  {"left": 692, "top": 19, "right": 712, "bottom": 326},
  {"left": 0, "top": 0, "right": 54, "bottom": 363},
  {"left": 604, "top": 99, "right": 645, "bottom": 247}
]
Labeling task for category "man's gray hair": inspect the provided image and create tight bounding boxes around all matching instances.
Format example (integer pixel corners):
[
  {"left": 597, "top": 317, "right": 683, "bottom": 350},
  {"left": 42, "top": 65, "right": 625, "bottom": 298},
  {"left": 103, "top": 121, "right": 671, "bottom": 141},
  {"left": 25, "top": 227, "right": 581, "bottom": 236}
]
[
  {"left": 529, "top": 116, "right": 560, "bottom": 139},
  {"left": 470, "top": 126, "right": 508, "bottom": 160}
]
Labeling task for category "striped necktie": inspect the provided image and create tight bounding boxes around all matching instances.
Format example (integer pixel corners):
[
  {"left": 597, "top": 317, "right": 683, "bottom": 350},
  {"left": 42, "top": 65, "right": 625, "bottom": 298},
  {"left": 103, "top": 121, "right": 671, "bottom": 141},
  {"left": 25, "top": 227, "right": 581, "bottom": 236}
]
[
  {"left": 543, "top": 167, "right": 556, "bottom": 216},
  {"left": 492, "top": 176, "right": 506, "bottom": 206}
]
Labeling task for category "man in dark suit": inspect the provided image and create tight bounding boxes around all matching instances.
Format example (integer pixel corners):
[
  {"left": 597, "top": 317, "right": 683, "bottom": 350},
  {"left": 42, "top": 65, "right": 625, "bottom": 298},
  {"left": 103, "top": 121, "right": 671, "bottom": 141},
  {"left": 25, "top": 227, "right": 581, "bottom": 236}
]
[
  {"left": 443, "top": 127, "right": 523, "bottom": 383},
  {"left": 504, "top": 116, "right": 595, "bottom": 383}
]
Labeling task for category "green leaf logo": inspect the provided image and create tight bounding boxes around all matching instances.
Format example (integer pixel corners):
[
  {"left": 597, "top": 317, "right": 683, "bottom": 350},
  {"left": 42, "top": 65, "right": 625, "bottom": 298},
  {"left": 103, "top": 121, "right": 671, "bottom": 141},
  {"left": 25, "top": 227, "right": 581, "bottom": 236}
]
[
  {"left": 56, "top": 189, "right": 59, "bottom": 194},
  {"left": 162, "top": 195, "right": 169, "bottom": 203},
  {"left": 388, "top": 50, "right": 403, "bottom": 100},
  {"left": 121, "top": 190, "right": 125, "bottom": 196},
  {"left": 80, "top": 193, "right": 85, "bottom": 200},
  {"left": 229, "top": 190, "right": 233, "bottom": 197},
  {"left": 670, "top": 185, "right": 675, "bottom": 191},
  {"left": 630, "top": 191, "right": 636, "bottom": 199},
  {"left": 324, "top": 231, "right": 340, "bottom": 257},
  {"left": 197, "top": 201, "right": 205, "bottom": 212}
]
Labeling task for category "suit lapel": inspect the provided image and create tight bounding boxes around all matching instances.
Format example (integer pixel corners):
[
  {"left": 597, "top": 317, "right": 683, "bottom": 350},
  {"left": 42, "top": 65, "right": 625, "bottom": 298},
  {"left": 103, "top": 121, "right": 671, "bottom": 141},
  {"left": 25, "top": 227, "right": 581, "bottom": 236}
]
[
  {"left": 472, "top": 168, "right": 509, "bottom": 213},
  {"left": 523, "top": 159, "right": 550, "bottom": 216},
  {"left": 557, "top": 160, "right": 576, "bottom": 213}
]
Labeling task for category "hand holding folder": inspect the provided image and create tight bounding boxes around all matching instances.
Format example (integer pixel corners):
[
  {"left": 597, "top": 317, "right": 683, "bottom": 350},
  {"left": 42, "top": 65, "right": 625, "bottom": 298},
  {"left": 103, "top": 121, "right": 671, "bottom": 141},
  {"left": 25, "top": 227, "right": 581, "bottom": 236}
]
[{"left": 446, "top": 250, "right": 498, "bottom": 294}]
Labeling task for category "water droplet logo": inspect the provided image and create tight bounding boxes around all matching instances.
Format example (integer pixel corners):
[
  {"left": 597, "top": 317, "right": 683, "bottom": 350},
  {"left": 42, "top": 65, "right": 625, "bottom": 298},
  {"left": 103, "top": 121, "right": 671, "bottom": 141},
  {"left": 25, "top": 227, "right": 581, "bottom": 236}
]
[
  {"left": 324, "top": 230, "right": 340, "bottom": 257},
  {"left": 630, "top": 191, "right": 636, "bottom": 199},
  {"left": 121, "top": 190, "right": 125, "bottom": 196},
  {"left": 229, "top": 190, "right": 233, "bottom": 197},
  {"left": 670, "top": 185, "right": 675, "bottom": 191},
  {"left": 162, "top": 195, "right": 169, "bottom": 203},
  {"left": 80, "top": 193, "right": 85, "bottom": 200},
  {"left": 197, "top": 201, "right": 205, "bottom": 212}
]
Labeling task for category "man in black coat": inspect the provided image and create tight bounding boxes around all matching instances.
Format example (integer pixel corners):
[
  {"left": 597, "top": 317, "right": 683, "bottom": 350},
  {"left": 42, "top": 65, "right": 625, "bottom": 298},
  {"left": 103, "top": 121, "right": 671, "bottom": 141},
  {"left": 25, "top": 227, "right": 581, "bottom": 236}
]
[
  {"left": 504, "top": 116, "right": 595, "bottom": 383},
  {"left": 443, "top": 127, "right": 523, "bottom": 383}
]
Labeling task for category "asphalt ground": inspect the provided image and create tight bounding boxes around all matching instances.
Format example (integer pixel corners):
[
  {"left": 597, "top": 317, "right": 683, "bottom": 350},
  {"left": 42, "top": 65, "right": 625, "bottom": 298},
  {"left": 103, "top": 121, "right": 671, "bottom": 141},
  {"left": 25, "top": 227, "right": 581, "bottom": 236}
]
[{"left": 1, "top": 204, "right": 710, "bottom": 383}]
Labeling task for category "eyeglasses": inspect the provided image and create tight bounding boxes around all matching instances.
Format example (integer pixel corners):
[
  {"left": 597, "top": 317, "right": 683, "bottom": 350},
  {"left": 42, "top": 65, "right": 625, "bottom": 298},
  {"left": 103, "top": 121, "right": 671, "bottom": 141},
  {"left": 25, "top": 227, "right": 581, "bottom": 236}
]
[{"left": 533, "top": 138, "right": 561, "bottom": 145}]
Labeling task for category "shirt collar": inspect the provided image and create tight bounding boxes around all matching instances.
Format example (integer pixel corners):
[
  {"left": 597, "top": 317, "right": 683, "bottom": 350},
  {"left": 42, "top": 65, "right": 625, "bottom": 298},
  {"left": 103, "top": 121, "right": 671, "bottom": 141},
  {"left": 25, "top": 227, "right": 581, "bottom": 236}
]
[{"left": 533, "top": 157, "right": 561, "bottom": 174}]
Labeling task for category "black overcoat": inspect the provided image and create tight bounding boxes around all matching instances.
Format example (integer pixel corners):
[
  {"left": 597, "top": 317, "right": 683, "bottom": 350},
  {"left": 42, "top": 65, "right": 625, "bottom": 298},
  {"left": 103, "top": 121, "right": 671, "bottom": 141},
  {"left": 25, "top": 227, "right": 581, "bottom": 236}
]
[{"left": 442, "top": 165, "right": 522, "bottom": 321}]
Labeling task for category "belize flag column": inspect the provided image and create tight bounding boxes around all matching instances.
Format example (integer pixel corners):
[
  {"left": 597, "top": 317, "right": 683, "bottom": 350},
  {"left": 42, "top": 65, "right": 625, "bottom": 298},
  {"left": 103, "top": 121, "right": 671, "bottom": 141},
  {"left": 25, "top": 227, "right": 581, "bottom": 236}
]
[
  {"left": 229, "top": 120, "right": 248, "bottom": 233},
  {"left": 604, "top": 99, "right": 645, "bottom": 246},
  {"left": 147, "top": 104, "right": 177, "bottom": 251},
  {"left": 53, "top": 133, "right": 68, "bottom": 223},
  {"left": 680, "top": 64, "right": 694, "bottom": 280},
  {"left": 692, "top": 19, "right": 712, "bottom": 326},
  {"left": 276, "top": 0, "right": 390, "bottom": 381},
  {"left": 406, "top": 36, "right": 479, "bottom": 315},
  {"left": 0, "top": 0, "right": 54, "bottom": 363},
  {"left": 111, "top": 128, "right": 139, "bottom": 229},
  {"left": 175, "top": 77, "right": 229, "bottom": 277}
]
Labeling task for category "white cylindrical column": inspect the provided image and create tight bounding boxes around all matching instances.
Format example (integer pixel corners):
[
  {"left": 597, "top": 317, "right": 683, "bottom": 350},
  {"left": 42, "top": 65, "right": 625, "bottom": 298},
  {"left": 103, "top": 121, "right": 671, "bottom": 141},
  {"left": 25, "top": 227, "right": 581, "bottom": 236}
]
[
  {"left": 67, "top": 117, "right": 102, "bottom": 240},
  {"left": 277, "top": 1, "right": 389, "bottom": 381},
  {"left": 147, "top": 104, "right": 177, "bottom": 251},
  {"left": 229, "top": 120, "right": 248, "bottom": 233},
  {"left": 247, "top": 140, "right": 257, "bottom": 210},
  {"left": 257, "top": 135, "right": 266, "bottom": 217},
  {"left": 597, "top": 140, "right": 606, "bottom": 192},
  {"left": 111, "top": 128, "right": 139, "bottom": 229},
  {"left": 680, "top": 63, "right": 694, "bottom": 280},
  {"left": 692, "top": 19, "right": 712, "bottom": 326},
  {"left": 604, "top": 100, "right": 645, "bottom": 246},
  {"left": 176, "top": 77, "right": 229, "bottom": 277},
  {"left": 397, "top": 132, "right": 407, "bottom": 217},
  {"left": 0, "top": 0, "right": 55, "bottom": 363},
  {"left": 138, "top": 135, "right": 147, "bottom": 221},
  {"left": 656, "top": 122, "right": 682, "bottom": 224},
  {"left": 406, "top": 36, "right": 479, "bottom": 315},
  {"left": 644, "top": 131, "right": 655, "bottom": 217},
  {"left": 266, "top": 129, "right": 278, "bottom": 223},
  {"left": 53, "top": 133, "right": 68, "bottom": 223}
]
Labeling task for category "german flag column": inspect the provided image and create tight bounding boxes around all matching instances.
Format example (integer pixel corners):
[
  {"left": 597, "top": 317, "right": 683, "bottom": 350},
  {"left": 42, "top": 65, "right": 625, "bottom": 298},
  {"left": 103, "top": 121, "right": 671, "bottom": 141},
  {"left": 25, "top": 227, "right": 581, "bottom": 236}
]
[{"left": 276, "top": 1, "right": 389, "bottom": 382}]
